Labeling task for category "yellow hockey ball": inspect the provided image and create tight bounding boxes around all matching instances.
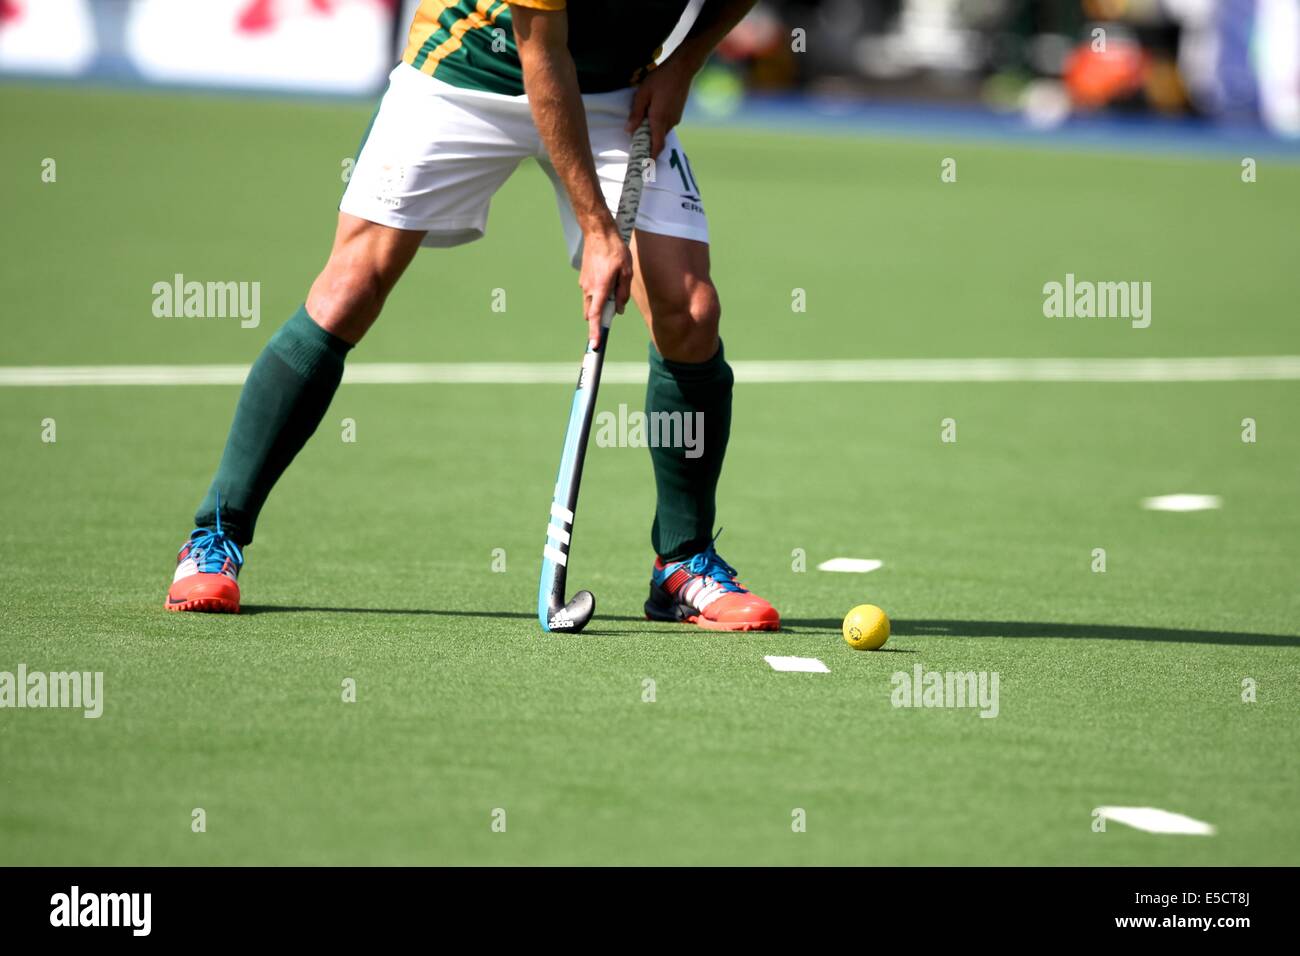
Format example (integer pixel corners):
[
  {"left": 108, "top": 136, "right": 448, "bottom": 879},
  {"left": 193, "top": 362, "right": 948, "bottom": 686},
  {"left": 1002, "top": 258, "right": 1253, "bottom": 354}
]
[{"left": 843, "top": 604, "right": 890, "bottom": 650}]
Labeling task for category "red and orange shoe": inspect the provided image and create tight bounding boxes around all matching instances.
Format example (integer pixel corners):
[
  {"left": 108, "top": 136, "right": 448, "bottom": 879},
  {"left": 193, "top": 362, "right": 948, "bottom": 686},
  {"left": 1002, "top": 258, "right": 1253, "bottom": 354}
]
[
  {"left": 165, "top": 525, "right": 243, "bottom": 613},
  {"left": 645, "top": 536, "right": 780, "bottom": 632}
]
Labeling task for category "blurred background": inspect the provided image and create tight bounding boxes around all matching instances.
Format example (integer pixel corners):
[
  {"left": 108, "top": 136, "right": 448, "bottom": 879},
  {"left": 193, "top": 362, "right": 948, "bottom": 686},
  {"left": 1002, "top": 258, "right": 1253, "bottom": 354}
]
[{"left": 3, "top": 0, "right": 1298, "bottom": 142}]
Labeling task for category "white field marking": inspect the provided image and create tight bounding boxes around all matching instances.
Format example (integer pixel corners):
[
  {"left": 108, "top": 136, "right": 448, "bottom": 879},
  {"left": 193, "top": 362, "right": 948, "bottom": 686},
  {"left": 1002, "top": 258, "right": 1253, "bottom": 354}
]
[
  {"left": 764, "top": 655, "right": 830, "bottom": 674},
  {"left": 1096, "top": 806, "right": 1216, "bottom": 836},
  {"left": 543, "top": 545, "right": 567, "bottom": 567},
  {"left": 4, "top": 356, "right": 1300, "bottom": 386},
  {"left": 817, "top": 557, "right": 884, "bottom": 573},
  {"left": 1141, "top": 494, "right": 1223, "bottom": 512}
]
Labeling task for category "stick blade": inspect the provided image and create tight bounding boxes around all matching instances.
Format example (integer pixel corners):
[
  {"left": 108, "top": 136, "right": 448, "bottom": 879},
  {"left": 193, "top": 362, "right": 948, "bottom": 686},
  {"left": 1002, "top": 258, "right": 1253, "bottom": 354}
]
[{"left": 545, "top": 590, "right": 594, "bottom": 633}]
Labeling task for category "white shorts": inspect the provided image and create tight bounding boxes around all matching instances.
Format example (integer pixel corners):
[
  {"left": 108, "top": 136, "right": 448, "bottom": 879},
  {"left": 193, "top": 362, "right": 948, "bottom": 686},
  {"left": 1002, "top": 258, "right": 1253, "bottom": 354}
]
[{"left": 340, "top": 63, "right": 709, "bottom": 267}]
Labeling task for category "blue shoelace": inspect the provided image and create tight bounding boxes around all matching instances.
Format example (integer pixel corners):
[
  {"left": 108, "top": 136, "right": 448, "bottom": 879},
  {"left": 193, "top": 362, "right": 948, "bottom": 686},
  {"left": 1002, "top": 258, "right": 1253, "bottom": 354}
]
[
  {"left": 185, "top": 504, "right": 244, "bottom": 574},
  {"left": 680, "top": 533, "right": 745, "bottom": 594}
]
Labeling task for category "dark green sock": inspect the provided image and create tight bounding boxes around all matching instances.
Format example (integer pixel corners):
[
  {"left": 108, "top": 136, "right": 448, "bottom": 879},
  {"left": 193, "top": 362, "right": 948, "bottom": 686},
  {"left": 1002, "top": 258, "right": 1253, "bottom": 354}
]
[
  {"left": 646, "top": 341, "right": 734, "bottom": 561},
  {"left": 194, "top": 306, "right": 352, "bottom": 545}
]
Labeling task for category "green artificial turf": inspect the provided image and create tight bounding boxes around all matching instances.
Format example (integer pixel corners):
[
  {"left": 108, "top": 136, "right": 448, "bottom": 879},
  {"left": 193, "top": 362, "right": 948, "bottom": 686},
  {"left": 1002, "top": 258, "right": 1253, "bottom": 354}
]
[{"left": 1, "top": 83, "right": 1298, "bottom": 865}]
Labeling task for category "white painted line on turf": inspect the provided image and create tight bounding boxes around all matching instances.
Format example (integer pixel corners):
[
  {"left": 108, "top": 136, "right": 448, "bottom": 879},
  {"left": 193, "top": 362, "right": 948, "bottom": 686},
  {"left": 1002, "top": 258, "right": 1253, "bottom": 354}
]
[
  {"left": 764, "top": 655, "right": 830, "bottom": 673},
  {"left": 0, "top": 364, "right": 255, "bottom": 386},
  {"left": 817, "top": 557, "right": 884, "bottom": 573},
  {"left": 730, "top": 356, "right": 1300, "bottom": 383},
  {"left": 4, "top": 356, "right": 1300, "bottom": 386},
  {"left": 1095, "top": 806, "right": 1216, "bottom": 836},
  {"left": 1141, "top": 494, "right": 1223, "bottom": 512}
]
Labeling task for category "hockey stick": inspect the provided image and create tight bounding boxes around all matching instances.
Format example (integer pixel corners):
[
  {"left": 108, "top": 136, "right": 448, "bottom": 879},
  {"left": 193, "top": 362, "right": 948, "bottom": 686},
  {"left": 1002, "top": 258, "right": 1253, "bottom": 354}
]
[{"left": 538, "top": 120, "right": 653, "bottom": 633}]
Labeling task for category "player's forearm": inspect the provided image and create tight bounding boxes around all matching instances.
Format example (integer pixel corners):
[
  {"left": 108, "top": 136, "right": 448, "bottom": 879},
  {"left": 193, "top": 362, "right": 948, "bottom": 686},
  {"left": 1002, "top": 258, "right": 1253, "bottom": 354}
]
[
  {"left": 515, "top": 16, "right": 615, "bottom": 236},
  {"left": 666, "top": 0, "right": 757, "bottom": 73}
]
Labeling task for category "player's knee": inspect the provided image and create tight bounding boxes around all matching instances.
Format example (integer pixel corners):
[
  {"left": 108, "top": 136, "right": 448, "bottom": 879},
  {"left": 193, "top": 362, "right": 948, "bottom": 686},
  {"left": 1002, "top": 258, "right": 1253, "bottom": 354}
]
[
  {"left": 307, "top": 261, "right": 388, "bottom": 341},
  {"left": 654, "top": 284, "right": 721, "bottom": 363}
]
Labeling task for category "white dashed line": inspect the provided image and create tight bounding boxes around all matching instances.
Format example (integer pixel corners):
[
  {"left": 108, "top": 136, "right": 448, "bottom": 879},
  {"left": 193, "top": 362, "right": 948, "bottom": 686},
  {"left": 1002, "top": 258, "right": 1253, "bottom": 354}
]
[
  {"left": 764, "top": 656, "right": 830, "bottom": 674},
  {"left": 1141, "top": 494, "right": 1222, "bottom": 512},
  {"left": 817, "top": 558, "right": 884, "bottom": 573},
  {"left": 1096, "top": 806, "right": 1216, "bottom": 836}
]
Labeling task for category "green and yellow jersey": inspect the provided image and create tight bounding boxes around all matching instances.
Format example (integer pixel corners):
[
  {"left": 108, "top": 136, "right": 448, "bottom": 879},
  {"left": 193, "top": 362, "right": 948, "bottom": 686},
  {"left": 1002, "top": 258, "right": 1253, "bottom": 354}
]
[{"left": 402, "top": 0, "right": 691, "bottom": 95}]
